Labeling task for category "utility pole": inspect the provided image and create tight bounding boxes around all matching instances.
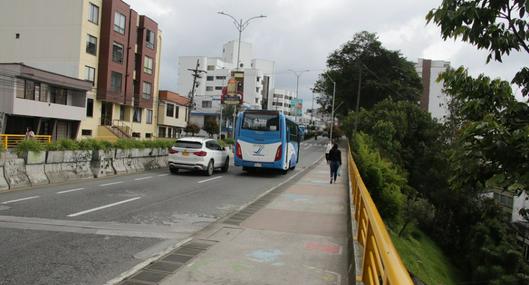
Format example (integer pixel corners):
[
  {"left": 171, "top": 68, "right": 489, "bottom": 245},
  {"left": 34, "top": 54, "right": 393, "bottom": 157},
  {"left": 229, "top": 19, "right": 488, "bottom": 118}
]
[
  {"left": 353, "top": 62, "right": 362, "bottom": 135},
  {"left": 311, "top": 90, "right": 315, "bottom": 126},
  {"left": 288, "top": 69, "right": 310, "bottom": 123},
  {"left": 187, "top": 59, "right": 207, "bottom": 127}
]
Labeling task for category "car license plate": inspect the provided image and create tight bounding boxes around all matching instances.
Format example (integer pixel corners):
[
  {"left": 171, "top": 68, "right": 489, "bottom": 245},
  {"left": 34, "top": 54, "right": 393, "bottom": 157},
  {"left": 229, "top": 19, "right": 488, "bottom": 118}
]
[
  {"left": 254, "top": 163, "right": 262, "bottom": 167},
  {"left": 182, "top": 151, "right": 189, "bottom": 157}
]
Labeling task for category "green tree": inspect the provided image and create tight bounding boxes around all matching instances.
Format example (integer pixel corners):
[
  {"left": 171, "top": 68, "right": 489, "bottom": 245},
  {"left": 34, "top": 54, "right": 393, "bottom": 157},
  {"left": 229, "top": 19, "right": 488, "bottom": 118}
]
[
  {"left": 203, "top": 118, "right": 219, "bottom": 137},
  {"left": 313, "top": 31, "right": 422, "bottom": 116},
  {"left": 184, "top": 123, "right": 200, "bottom": 136},
  {"left": 426, "top": 0, "right": 529, "bottom": 96}
]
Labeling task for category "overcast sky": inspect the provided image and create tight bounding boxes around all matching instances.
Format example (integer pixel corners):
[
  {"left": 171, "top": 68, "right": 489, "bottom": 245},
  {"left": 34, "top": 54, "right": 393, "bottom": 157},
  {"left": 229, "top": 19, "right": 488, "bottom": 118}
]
[{"left": 126, "top": 0, "right": 527, "bottom": 106}]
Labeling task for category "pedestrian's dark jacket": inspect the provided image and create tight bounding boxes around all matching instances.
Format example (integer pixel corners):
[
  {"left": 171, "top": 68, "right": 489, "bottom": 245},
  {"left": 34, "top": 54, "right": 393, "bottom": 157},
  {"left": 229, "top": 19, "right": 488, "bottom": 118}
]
[{"left": 328, "top": 148, "right": 341, "bottom": 164}]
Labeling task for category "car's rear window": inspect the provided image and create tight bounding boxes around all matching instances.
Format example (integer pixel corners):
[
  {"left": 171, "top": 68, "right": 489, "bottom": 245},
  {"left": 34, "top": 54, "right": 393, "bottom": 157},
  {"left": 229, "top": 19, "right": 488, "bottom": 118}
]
[{"left": 174, "top": 140, "right": 202, "bottom": 149}]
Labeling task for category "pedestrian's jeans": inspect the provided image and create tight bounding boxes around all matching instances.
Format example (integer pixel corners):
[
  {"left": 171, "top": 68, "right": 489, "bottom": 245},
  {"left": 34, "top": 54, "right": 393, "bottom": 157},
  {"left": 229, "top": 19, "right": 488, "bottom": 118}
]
[{"left": 330, "top": 161, "right": 340, "bottom": 181}]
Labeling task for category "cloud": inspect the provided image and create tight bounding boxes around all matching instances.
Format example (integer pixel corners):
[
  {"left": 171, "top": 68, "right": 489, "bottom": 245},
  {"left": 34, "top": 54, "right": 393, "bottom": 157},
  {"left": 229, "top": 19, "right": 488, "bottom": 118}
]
[{"left": 124, "top": 0, "right": 527, "bottom": 105}]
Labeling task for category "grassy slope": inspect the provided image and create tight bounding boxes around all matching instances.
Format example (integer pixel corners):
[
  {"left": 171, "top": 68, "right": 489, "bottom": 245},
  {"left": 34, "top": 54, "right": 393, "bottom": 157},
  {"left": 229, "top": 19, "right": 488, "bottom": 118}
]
[{"left": 389, "top": 226, "right": 461, "bottom": 285}]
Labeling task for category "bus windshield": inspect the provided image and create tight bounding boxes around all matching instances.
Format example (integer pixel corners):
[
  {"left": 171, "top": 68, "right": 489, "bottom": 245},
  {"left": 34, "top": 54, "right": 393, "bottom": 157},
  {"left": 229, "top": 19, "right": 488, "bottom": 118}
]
[{"left": 242, "top": 113, "right": 279, "bottom": 132}]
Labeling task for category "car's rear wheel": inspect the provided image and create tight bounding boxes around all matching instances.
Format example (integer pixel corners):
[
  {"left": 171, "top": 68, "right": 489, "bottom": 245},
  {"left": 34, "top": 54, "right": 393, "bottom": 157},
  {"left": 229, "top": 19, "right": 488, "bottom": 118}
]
[
  {"left": 221, "top": 157, "right": 229, "bottom": 172},
  {"left": 170, "top": 167, "right": 178, "bottom": 174},
  {"left": 205, "top": 160, "right": 214, "bottom": 176}
]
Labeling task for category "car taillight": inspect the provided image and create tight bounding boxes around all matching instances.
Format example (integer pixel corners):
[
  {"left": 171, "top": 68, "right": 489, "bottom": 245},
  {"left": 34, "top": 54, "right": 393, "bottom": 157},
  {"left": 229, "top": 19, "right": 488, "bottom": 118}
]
[
  {"left": 168, "top": 147, "right": 178, "bottom": 154},
  {"left": 193, "top": 151, "right": 207, "bottom": 157},
  {"left": 275, "top": 144, "right": 282, "bottom": 161},
  {"left": 236, "top": 142, "right": 242, "bottom": 159}
]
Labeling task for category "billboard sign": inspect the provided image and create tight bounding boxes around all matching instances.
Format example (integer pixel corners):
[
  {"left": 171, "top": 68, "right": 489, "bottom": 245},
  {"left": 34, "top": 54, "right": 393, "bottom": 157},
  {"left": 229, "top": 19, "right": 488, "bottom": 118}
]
[
  {"left": 221, "top": 71, "right": 244, "bottom": 105},
  {"left": 291, "top": 98, "right": 303, "bottom": 116}
]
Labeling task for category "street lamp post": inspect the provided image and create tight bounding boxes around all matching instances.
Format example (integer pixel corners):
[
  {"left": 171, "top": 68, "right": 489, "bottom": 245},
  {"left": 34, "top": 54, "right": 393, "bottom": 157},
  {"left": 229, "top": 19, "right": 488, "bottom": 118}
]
[
  {"left": 288, "top": 69, "right": 310, "bottom": 122},
  {"left": 324, "top": 73, "right": 336, "bottom": 142},
  {"left": 217, "top": 12, "right": 266, "bottom": 138}
]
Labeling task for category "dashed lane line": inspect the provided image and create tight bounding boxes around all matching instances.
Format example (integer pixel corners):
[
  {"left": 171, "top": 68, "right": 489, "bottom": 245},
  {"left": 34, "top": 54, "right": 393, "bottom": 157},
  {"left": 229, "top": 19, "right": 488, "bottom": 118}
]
[
  {"left": 197, "top": 176, "right": 223, "bottom": 184},
  {"left": 134, "top": 176, "right": 153, "bottom": 181},
  {"left": 67, "top": 197, "right": 142, "bottom": 217},
  {"left": 99, "top": 181, "right": 124, "bottom": 187},
  {"left": 56, "top": 188, "right": 86, "bottom": 194},
  {"left": 2, "top": 196, "right": 40, "bottom": 204},
  {"left": 157, "top": 174, "right": 169, "bottom": 177}
]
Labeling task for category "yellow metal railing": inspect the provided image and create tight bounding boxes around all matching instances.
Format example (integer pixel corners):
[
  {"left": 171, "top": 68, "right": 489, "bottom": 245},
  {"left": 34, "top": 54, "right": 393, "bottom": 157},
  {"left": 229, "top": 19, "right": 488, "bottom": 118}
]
[
  {"left": 348, "top": 146, "right": 413, "bottom": 285},
  {"left": 0, "top": 134, "right": 52, "bottom": 150}
]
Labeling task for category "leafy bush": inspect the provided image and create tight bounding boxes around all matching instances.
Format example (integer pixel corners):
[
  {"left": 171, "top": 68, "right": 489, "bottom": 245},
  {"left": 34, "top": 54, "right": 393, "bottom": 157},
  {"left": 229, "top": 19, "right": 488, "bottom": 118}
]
[
  {"left": 223, "top": 137, "right": 235, "bottom": 145},
  {"left": 113, "top": 139, "right": 137, "bottom": 149},
  {"left": 16, "top": 140, "right": 45, "bottom": 155},
  {"left": 351, "top": 132, "right": 407, "bottom": 227},
  {"left": 59, "top": 139, "right": 80, "bottom": 150},
  {"left": 184, "top": 123, "right": 200, "bottom": 135}
]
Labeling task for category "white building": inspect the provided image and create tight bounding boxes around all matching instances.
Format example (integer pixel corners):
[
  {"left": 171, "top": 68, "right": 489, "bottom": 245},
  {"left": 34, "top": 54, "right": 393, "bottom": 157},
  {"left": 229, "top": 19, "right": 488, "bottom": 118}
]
[
  {"left": 177, "top": 40, "right": 275, "bottom": 128},
  {"left": 415, "top": 59, "right": 451, "bottom": 121},
  {"left": 269, "top": 89, "right": 294, "bottom": 115}
]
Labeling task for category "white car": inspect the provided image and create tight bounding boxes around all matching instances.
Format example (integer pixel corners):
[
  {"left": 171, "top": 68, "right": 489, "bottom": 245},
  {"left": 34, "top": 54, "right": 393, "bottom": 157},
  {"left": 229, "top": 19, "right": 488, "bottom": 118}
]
[{"left": 168, "top": 137, "right": 230, "bottom": 176}]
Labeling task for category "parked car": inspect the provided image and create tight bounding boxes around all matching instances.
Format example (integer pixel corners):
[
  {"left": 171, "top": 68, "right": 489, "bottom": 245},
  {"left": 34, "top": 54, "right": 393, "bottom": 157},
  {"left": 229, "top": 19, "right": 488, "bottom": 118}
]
[{"left": 168, "top": 137, "right": 230, "bottom": 176}]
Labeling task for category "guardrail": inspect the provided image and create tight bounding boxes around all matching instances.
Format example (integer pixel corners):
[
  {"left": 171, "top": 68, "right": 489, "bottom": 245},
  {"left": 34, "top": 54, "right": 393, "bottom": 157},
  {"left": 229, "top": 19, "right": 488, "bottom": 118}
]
[
  {"left": 0, "top": 134, "right": 52, "bottom": 150},
  {"left": 348, "top": 145, "right": 413, "bottom": 284}
]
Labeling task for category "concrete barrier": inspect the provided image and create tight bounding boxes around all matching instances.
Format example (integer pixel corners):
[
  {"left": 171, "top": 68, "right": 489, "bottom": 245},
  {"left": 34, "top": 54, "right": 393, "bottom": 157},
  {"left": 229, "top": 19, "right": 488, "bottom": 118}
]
[
  {"left": 25, "top": 151, "right": 49, "bottom": 186},
  {"left": 0, "top": 155, "right": 10, "bottom": 191},
  {"left": 45, "top": 150, "right": 94, "bottom": 183},
  {"left": 3, "top": 158, "right": 31, "bottom": 189},
  {"left": 91, "top": 150, "right": 115, "bottom": 178},
  {"left": 113, "top": 149, "right": 130, "bottom": 174}
]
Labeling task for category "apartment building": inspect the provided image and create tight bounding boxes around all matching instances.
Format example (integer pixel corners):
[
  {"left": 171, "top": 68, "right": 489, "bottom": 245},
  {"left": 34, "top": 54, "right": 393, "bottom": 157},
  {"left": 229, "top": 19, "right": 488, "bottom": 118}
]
[
  {"left": 177, "top": 40, "right": 274, "bottom": 128},
  {"left": 157, "top": 91, "right": 189, "bottom": 138},
  {"left": 0, "top": 63, "right": 92, "bottom": 140},
  {"left": 269, "top": 89, "right": 294, "bottom": 115},
  {"left": 0, "top": 0, "right": 162, "bottom": 140},
  {"left": 415, "top": 58, "right": 451, "bottom": 121}
]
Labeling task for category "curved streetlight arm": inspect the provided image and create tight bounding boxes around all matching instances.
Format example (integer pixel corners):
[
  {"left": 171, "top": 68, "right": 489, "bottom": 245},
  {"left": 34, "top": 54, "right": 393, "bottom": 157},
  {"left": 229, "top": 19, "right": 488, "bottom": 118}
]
[
  {"left": 217, "top": 11, "right": 241, "bottom": 31},
  {"left": 242, "top": 15, "right": 267, "bottom": 30}
]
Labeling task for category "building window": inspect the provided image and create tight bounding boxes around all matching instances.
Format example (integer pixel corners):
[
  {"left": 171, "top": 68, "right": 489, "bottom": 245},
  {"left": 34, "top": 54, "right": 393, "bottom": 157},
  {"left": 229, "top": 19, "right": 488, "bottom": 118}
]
[
  {"left": 111, "top": 72, "right": 122, "bottom": 92},
  {"left": 86, "top": 34, "right": 97, "bottom": 55},
  {"left": 40, "top": 83, "right": 49, "bottom": 102},
  {"left": 81, "top": 129, "right": 92, "bottom": 136},
  {"left": 133, "top": 107, "right": 142, "bottom": 123},
  {"left": 132, "top": 132, "right": 140, "bottom": 138},
  {"left": 206, "top": 86, "right": 213, "bottom": 91},
  {"left": 88, "top": 3, "right": 99, "bottom": 25},
  {"left": 85, "top": 66, "right": 95, "bottom": 85},
  {"left": 215, "top": 86, "right": 223, "bottom": 90},
  {"left": 112, "top": 42, "right": 124, "bottom": 64},
  {"left": 175, "top": 106, "right": 179, "bottom": 118},
  {"left": 114, "top": 12, "right": 126, "bottom": 34},
  {"left": 256, "top": 87, "right": 259, "bottom": 92},
  {"left": 216, "top": 76, "right": 226, "bottom": 80},
  {"left": 206, "top": 76, "right": 214, "bottom": 81},
  {"left": 50, "top": 86, "right": 67, "bottom": 105},
  {"left": 145, "top": 133, "right": 152, "bottom": 138},
  {"left": 142, "top": 82, "right": 152, "bottom": 99},
  {"left": 146, "top": 29, "right": 155, "bottom": 49},
  {"left": 207, "top": 65, "right": 215, "bottom": 71},
  {"left": 202, "top": 101, "right": 212, "bottom": 108},
  {"left": 25, "top": 80, "right": 35, "bottom": 100},
  {"left": 166, "top": 103, "right": 174, "bottom": 117},
  {"left": 167, "top": 128, "right": 172, "bottom": 138},
  {"left": 86, "top": 98, "right": 94, "bottom": 117},
  {"left": 158, "top": 127, "right": 166, "bottom": 138},
  {"left": 120, "top": 105, "right": 125, "bottom": 120},
  {"left": 146, "top": 109, "right": 153, "bottom": 124},
  {"left": 144, "top": 56, "right": 153, "bottom": 74}
]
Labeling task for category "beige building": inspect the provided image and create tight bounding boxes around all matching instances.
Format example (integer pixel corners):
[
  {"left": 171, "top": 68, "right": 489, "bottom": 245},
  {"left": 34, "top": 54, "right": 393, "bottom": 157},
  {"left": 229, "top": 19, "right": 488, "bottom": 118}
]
[
  {"left": 0, "top": 0, "right": 162, "bottom": 140},
  {"left": 157, "top": 91, "right": 190, "bottom": 138}
]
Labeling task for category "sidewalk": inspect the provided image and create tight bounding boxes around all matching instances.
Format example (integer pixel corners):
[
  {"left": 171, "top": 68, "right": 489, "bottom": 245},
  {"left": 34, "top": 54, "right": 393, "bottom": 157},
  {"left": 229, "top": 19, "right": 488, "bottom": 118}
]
[{"left": 119, "top": 158, "right": 351, "bottom": 285}]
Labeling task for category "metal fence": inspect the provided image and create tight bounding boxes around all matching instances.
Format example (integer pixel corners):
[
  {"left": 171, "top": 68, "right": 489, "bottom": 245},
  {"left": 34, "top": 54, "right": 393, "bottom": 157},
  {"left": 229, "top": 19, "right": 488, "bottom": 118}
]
[
  {"left": 348, "top": 146, "right": 413, "bottom": 284},
  {"left": 0, "top": 134, "right": 52, "bottom": 150}
]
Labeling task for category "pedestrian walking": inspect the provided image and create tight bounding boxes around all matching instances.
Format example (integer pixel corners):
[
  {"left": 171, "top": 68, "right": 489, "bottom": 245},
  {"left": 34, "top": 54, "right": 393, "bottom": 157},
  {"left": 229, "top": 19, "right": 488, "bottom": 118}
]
[
  {"left": 25, "top": 127, "right": 35, "bottom": 140},
  {"left": 327, "top": 143, "right": 341, "bottom": 184}
]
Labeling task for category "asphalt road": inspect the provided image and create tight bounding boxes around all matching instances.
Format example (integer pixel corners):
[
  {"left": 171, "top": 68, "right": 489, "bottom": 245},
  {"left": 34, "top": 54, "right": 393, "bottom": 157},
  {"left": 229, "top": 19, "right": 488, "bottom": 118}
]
[{"left": 0, "top": 138, "right": 328, "bottom": 285}]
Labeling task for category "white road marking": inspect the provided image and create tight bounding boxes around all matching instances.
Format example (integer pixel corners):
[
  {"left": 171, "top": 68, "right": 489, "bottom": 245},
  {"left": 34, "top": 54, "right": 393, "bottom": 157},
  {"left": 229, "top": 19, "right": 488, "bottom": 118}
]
[
  {"left": 2, "top": 196, "right": 40, "bottom": 204},
  {"left": 197, "top": 176, "right": 223, "bottom": 184},
  {"left": 304, "top": 146, "right": 311, "bottom": 150},
  {"left": 157, "top": 174, "right": 169, "bottom": 177},
  {"left": 134, "top": 176, "right": 153, "bottom": 181},
  {"left": 99, "top": 181, "right": 123, "bottom": 187},
  {"left": 56, "top": 188, "right": 86, "bottom": 194},
  {"left": 67, "top": 197, "right": 142, "bottom": 217}
]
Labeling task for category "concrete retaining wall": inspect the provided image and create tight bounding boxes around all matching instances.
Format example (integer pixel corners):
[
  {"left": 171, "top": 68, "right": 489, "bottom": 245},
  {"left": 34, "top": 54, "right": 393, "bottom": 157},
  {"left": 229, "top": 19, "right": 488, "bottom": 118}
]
[
  {"left": 91, "top": 150, "right": 115, "bottom": 178},
  {"left": 0, "top": 148, "right": 169, "bottom": 191},
  {"left": 45, "top": 150, "right": 94, "bottom": 184},
  {"left": 25, "top": 151, "right": 49, "bottom": 186}
]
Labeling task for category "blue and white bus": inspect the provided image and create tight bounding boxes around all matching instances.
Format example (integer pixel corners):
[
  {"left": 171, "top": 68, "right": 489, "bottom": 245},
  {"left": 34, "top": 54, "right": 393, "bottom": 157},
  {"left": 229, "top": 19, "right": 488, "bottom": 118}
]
[{"left": 234, "top": 110, "right": 301, "bottom": 173}]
